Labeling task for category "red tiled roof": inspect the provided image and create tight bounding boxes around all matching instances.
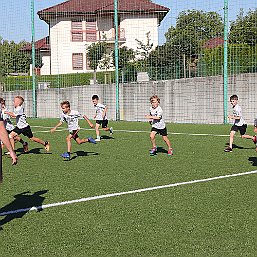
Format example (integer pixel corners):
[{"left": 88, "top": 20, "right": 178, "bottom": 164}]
[
  {"left": 38, "top": 0, "right": 169, "bottom": 23},
  {"left": 203, "top": 37, "right": 224, "bottom": 49},
  {"left": 22, "top": 36, "right": 50, "bottom": 51}
]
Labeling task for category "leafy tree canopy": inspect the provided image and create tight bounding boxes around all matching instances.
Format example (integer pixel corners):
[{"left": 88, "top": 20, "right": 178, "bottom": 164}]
[
  {"left": 165, "top": 10, "right": 223, "bottom": 56},
  {"left": 229, "top": 8, "right": 257, "bottom": 45}
]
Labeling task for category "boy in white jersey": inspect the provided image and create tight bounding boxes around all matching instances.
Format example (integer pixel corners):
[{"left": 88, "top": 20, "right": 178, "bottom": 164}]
[
  {"left": 7, "top": 96, "right": 50, "bottom": 152},
  {"left": 145, "top": 95, "right": 173, "bottom": 156},
  {"left": 0, "top": 98, "right": 28, "bottom": 153},
  {"left": 50, "top": 100, "right": 96, "bottom": 160},
  {"left": 92, "top": 95, "right": 113, "bottom": 142},
  {"left": 224, "top": 95, "right": 248, "bottom": 152}
]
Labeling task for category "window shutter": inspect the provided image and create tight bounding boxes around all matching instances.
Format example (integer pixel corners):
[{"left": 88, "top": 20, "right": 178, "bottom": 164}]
[{"left": 72, "top": 53, "right": 83, "bottom": 70}]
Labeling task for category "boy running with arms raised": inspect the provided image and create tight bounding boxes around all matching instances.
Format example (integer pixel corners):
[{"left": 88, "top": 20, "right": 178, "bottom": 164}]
[{"left": 51, "top": 101, "right": 96, "bottom": 160}]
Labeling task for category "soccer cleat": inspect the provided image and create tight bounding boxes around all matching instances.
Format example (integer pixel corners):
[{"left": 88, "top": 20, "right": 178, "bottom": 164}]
[
  {"left": 110, "top": 127, "right": 113, "bottom": 135},
  {"left": 44, "top": 141, "right": 50, "bottom": 152},
  {"left": 150, "top": 147, "right": 157, "bottom": 155},
  {"left": 224, "top": 147, "right": 232, "bottom": 152},
  {"left": 23, "top": 142, "right": 29, "bottom": 153},
  {"left": 87, "top": 137, "right": 97, "bottom": 144},
  {"left": 61, "top": 152, "right": 70, "bottom": 160},
  {"left": 253, "top": 135, "right": 257, "bottom": 144},
  {"left": 167, "top": 149, "right": 173, "bottom": 156}
]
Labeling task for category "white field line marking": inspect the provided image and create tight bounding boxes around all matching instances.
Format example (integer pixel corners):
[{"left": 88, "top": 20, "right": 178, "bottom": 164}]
[
  {"left": 31, "top": 125, "right": 228, "bottom": 137},
  {"left": 1, "top": 170, "right": 256, "bottom": 216}
]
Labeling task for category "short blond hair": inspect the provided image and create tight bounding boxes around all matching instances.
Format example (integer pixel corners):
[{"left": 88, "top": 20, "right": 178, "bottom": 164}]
[
  {"left": 150, "top": 95, "right": 160, "bottom": 103},
  {"left": 15, "top": 96, "right": 24, "bottom": 104}
]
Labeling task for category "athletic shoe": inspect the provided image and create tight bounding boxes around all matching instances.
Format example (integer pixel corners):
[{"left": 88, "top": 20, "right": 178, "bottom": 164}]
[
  {"left": 253, "top": 135, "right": 257, "bottom": 144},
  {"left": 44, "top": 141, "right": 50, "bottom": 152},
  {"left": 61, "top": 152, "right": 70, "bottom": 160},
  {"left": 87, "top": 137, "right": 97, "bottom": 144},
  {"left": 150, "top": 147, "right": 157, "bottom": 155},
  {"left": 23, "top": 142, "right": 29, "bottom": 153},
  {"left": 224, "top": 147, "right": 232, "bottom": 152},
  {"left": 167, "top": 149, "right": 173, "bottom": 156},
  {"left": 5, "top": 152, "right": 10, "bottom": 155},
  {"left": 110, "top": 127, "right": 113, "bottom": 135}
]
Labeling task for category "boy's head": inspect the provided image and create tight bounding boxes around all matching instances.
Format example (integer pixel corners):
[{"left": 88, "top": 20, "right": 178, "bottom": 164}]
[
  {"left": 14, "top": 96, "right": 24, "bottom": 107},
  {"left": 230, "top": 95, "right": 238, "bottom": 107},
  {"left": 92, "top": 95, "right": 99, "bottom": 106},
  {"left": 150, "top": 95, "right": 160, "bottom": 108},
  {"left": 0, "top": 98, "right": 5, "bottom": 109},
  {"left": 60, "top": 100, "right": 70, "bottom": 114}
]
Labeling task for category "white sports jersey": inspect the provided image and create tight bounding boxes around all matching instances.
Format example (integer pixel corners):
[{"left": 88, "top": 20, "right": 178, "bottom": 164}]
[
  {"left": 150, "top": 106, "right": 165, "bottom": 129},
  {"left": 94, "top": 103, "right": 107, "bottom": 120},
  {"left": 2, "top": 108, "right": 15, "bottom": 131},
  {"left": 233, "top": 104, "right": 246, "bottom": 126},
  {"left": 60, "top": 110, "right": 81, "bottom": 132},
  {"left": 14, "top": 105, "right": 29, "bottom": 129}
]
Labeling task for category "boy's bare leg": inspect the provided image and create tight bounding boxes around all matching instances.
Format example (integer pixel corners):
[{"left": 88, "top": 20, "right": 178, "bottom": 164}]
[
  {"left": 150, "top": 131, "right": 157, "bottom": 148},
  {"left": 162, "top": 136, "right": 172, "bottom": 149},
  {"left": 75, "top": 137, "right": 88, "bottom": 145},
  {"left": 229, "top": 131, "right": 235, "bottom": 149},
  {"left": 95, "top": 123, "right": 101, "bottom": 140},
  {"left": 30, "top": 136, "right": 50, "bottom": 151},
  {"left": 242, "top": 134, "right": 254, "bottom": 140},
  {"left": 66, "top": 135, "right": 73, "bottom": 153}
]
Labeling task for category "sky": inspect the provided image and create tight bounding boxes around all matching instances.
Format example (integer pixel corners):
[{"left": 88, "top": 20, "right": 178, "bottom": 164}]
[{"left": 0, "top": 0, "right": 256, "bottom": 45}]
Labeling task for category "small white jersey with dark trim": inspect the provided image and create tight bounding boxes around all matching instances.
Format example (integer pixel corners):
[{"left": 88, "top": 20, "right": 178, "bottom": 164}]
[
  {"left": 60, "top": 110, "right": 81, "bottom": 132},
  {"left": 150, "top": 106, "right": 165, "bottom": 129},
  {"left": 2, "top": 108, "right": 15, "bottom": 131},
  {"left": 14, "top": 105, "right": 29, "bottom": 129},
  {"left": 94, "top": 103, "right": 107, "bottom": 121},
  {"left": 233, "top": 104, "right": 246, "bottom": 126}
]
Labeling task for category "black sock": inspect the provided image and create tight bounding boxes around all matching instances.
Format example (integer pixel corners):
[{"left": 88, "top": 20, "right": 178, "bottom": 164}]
[
  {"left": 20, "top": 139, "right": 24, "bottom": 145},
  {"left": 67, "top": 152, "right": 71, "bottom": 155}
]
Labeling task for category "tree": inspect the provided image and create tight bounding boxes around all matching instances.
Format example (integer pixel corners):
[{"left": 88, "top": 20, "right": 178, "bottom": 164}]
[
  {"left": 229, "top": 8, "right": 257, "bottom": 45},
  {"left": 165, "top": 10, "right": 223, "bottom": 56},
  {"left": 0, "top": 38, "right": 30, "bottom": 76},
  {"left": 86, "top": 41, "right": 108, "bottom": 83}
]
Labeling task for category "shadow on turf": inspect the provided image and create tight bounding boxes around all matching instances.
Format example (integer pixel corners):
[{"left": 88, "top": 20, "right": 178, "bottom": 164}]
[
  {"left": 248, "top": 157, "right": 257, "bottom": 166},
  {"left": 15, "top": 147, "right": 52, "bottom": 156},
  {"left": 0, "top": 190, "right": 48, "bottom": 231},
  {"left": 225, "top": 143, "right": 254, "bottom": 150},
  {"left": 100, "top": 135, "right": 114, "bottom": 140},
  {"left": 70, "top": 150, "right": 99, "bottom": 160}
]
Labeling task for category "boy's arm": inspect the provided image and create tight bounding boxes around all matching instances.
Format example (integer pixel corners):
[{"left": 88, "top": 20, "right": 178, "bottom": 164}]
[
  {"left": 102, "top": 106, "right": 107, "bottom": 119},
  {"left": 4, "top": 110, "right": 16, "bottom": 118},
  {"left": 145, "top": 115, "right": 161, "bottom": 120},
  {"left": 83, "top": 115, "right": 94, "bottom": 128},
  {"left": 50, "top": 121, "right": 63, "bottom": 132},
  {"left": 228, "top": 114, "right": 240, "bottom": 120}
]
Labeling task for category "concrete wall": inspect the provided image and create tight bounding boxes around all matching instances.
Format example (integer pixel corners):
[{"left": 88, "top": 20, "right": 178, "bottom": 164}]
[{"left": 1, "top": 73, "right": 257, "bottom": 124}]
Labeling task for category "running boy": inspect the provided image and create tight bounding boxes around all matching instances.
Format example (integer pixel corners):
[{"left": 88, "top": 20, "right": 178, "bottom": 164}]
[
  {"left": 224, "top": 94, "right": 247, "bottom": 152},
  {"left": 0, "top": 97, "right": 28, "bottom": 153},
  {"left": 145, "top": 95, "right": 173, "bottom": 156},
  {"left": 50, "top": 100, "right": 96, "bottom": 160},
  {"left": 6, "top": 96, "right": 50, "bottom": 152},
  {"left": 92, "top": 95, "right": 113, "bottom": 141}
]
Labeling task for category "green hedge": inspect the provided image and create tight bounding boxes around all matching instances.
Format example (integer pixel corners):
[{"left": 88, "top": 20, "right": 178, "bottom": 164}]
[{"left": 0, "top": 71, "right": 116, "bottom": 91}]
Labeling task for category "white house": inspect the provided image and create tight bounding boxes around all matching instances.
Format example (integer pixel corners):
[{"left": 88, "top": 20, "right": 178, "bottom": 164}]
[{"left": 35, "top": 0, "right": 169, "bottom": 75}]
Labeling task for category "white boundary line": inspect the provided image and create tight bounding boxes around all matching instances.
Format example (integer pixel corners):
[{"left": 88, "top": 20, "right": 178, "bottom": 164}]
[
  {"left": 1, "top": 170, "right": 256, "bottom": 216},
  {"left": 31, "top": 125, "right": 228, "bottom": 137}
]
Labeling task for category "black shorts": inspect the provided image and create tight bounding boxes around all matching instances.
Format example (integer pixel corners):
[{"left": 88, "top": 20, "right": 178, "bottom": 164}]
[
  {"left": 231, "top": 124, "right": 247, "bottom": 135},
  {"left": 151, "top": 127, "right": 168, "bottom": 136},
  {"left": 13, "top": 125, "right": 33, "bottom": 138},
  {"left": 96, "top": 120, "right": 108, "bottom": 128},
  {"left": 69, "top": 130, "right": 79, "bottom": 140}
]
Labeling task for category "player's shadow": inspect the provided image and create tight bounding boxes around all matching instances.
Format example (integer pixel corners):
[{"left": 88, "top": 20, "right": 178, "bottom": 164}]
[
  {"left": 16, "top": 147, "right": 52, "bottom": 155},
  {"left": 156, "top": 147, "right": 168, "bottom": 154},
  {"left": 225, "top": 143, "right": 253, "bottom": 150},
  {"left": 101, "top": 135, "right": 114, "bottom": 140},
  {"left": 248, "top": 157, "right": 257, "bottom": 166},
  {"left": 70, "top": 151, "right": 99, "bottom": 160},
  {"left": 0, "top": 190, "right": 48, "bottom": 231}
]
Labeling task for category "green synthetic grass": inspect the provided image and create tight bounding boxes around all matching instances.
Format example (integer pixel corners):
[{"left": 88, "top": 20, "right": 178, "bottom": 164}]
[{"left": 0, "top": 120, "right": 256, "bottom": 256}]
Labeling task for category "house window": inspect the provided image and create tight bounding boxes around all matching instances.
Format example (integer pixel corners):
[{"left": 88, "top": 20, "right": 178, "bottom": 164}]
[
  {"left": 72, "top": 53, "right": 83, "bottom": 70},
  {"left": 85, "top": 20, "right": 96, "bottom": 42},
  {"left": 71, "top": 21, "right": 83, "bottom": 42}
]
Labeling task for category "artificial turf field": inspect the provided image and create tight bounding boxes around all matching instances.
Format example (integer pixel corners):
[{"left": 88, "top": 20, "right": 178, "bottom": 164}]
[{"left": 0, "top": 119, "right": 256, "bottom": 256}]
